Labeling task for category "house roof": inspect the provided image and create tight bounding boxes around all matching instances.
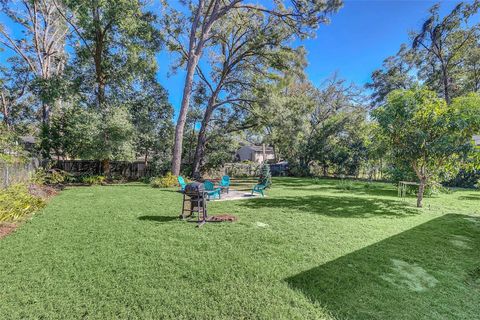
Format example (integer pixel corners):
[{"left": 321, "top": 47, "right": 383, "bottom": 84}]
[
  {"left": 474, "top": 135, "right": 480, "bottom": 146},
  {"left": 20, "top": 136, "right": 36, "bottom": 144},
  {"left": 242, "top": 145, "right": 274, "bottom": 153}
]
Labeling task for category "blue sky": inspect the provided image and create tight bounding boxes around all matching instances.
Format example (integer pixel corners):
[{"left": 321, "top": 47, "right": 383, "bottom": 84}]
[
  {"left": 158, "top": 0, "right": 466, "bottom": 114},
  {"left": 0, "top": 0, "right": 472, "bottom": 117}
]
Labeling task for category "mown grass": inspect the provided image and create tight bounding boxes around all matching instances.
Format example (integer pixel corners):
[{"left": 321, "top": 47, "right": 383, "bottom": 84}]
[{"left": 0, "top": 178, "right": 479, "bottom": 319}]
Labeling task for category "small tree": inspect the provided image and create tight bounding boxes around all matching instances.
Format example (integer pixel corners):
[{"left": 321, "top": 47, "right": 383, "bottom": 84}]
[
  {"left": 259, "top": 163, "right": 272, "bottom": 188},
  {"left": 373, "top": 89, "right": 480, "bottom": 207}
]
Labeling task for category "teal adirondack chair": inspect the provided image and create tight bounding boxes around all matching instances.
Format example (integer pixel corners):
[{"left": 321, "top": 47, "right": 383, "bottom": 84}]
[
  {"left": 204, "top": 180, "right": 221, "bottom": 200},
  {"left": 178, "top": 176, "right": 187, "bottom": 191},
  {"left": 252, "top": 183, "right": 267, "bottom": 197},
  {"left": 219, "top": 175, "right": 230, "bottom": 194}
]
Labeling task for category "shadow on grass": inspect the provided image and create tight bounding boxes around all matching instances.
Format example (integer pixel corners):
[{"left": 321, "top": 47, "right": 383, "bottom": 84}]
[
  {"left": 138, "top": 216, "right": 178, "bottom": 223},
  {"left": 286, "top": 214, "right": 480, "bottom": 319},
  {"left": 459, "top": 193, "right": 480, "bottom": 201},
  {"left": 239, "top": 194, "right": 419, "bottom": 217}
]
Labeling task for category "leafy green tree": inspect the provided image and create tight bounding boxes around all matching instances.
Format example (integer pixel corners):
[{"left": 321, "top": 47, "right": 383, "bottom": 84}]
[
  {"left": 46, "top": 103, "right": 98, "bottom": 160},
  {"left": 373, "top": 89, "right": 480, "bottom": 207},
  {"left": 366, "top": 44, "right": 415, "bottom": 107},
  {"left": 411, "top": 1, "right": 480, "bottom": 104},
  {"left": 164, "top": 0, "right": 343, "bottom": 175},
  {"left": 0, "top": 123, "right": 25, "bottom": 163},
  {"left": 0, "top": 63, "right": 34, "bottom": 132},
  {"left": 125, "top": 79, "right": 174, "bottom": 168},
  {"left": 56, "top": 0, "right": 161, "bottom": 174},
  {"left": 189, "top": 9, "right": 306, "bottom": 178},
  {"left": 0, "top": 0, "right": 68, "bottom": 125}
]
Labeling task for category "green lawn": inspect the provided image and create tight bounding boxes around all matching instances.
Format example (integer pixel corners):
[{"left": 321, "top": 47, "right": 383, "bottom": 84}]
[{"left": 1, "top": 178, "right": 479, "bottom": 319}]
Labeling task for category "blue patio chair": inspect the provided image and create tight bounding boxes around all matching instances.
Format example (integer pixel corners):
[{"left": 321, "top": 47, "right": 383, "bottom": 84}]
[
  {"left": 204, "top": 180, "right": 221, "bottom": 200},
  {"left": 178, "top": 176, "right": 187, "bottom": 191},
  {"left": 252, "top": 183, "right": 267, "bottom": 197},
  {"left": 220, "top": 175, "right": 230, "bottom": 194}
]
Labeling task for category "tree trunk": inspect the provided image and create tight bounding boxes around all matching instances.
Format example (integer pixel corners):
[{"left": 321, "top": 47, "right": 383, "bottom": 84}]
[
  {"left": 413, "top": 162, "right": 427, "bottom": 208},
  {"left": 417, "top": 177, "right": 427, "bottom": 208},
  {"left": 192, "top": 98, "right": 215, "bottom": 179},
  {"left": 441, "top": 65, "right": 451, "bottom": 104},
  {"left": 102, "top": 159, "right": 110, "bottom": 177},
  {"left": 262, "top": 143, "right": 266, "bottom": 163},
  {"left": 272, "top": 145, "right": 278, "bottom": 163},
  {"left": 172, "top": 54, "right": 199, "bottom": 175},
  {"left": 42, "top": 102, "right": 51, "bottom": 125},
  {"left": 1, "top": 92, "right": 10, "bottom": 130}
]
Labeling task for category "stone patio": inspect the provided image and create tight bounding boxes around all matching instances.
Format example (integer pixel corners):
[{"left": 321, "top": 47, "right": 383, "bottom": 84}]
[{"left": 210, "top": 189, "right": 264, "bottom": 201}]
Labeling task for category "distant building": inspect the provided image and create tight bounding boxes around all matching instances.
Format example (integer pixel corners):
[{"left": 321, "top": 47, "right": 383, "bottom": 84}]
[
  {"left": 19, "top": 136, "right": 36, "bottom": 152},
  {"left": 235, "top": 145, "right": 275, "bottom": 163},
  {"left": 474, "top": 135, "right": 480, "bottom": 147}
]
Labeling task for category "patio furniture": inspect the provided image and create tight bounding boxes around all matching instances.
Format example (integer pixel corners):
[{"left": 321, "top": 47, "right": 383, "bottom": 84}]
[
  {"left": 252, "top": 183, "right": 267, "bottom": 197},
  {"left": 398, "top": 181, "right": 420, "bottom": 200},
  {"left": 219, "top": 175, "right": 230, "bottom": 194},
  {"left": 178, "top": 176, "right": 187, "bottom": 191},
  {"left": 204, "top": 180, "right": 222, "bottom": 200}
]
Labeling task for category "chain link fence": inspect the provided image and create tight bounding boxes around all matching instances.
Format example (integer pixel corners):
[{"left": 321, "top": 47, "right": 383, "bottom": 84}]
[{"left": 0, "top": 159, "right": 39, "bottom": 189}]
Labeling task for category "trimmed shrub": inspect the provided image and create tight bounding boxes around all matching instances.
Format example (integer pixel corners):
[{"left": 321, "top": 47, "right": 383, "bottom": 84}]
[
  {"left": 151, "top": 172, "right": 178, "bottom": 188},
  {"left": 0, "top": 184, "right": 45, "bottom": 222},
  {"left": 31, "top": 169, "right": 67, "bottom": 185},
  {"left": 259, "top": 164, "right": 272, "bottom": 188},
  {"left": 81, "top": 175, "right": 106, "bottom": 185}
]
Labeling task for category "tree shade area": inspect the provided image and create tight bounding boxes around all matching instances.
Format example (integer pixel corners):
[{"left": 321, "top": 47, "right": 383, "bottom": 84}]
[{"left": 0, "top": 178, "right": 479, "bottom": 319}]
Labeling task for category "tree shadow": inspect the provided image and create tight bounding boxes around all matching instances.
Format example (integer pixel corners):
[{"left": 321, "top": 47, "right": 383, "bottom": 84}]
[
  {"left": 239, "top": 194, "right": 419, "bottom": 218},
  {"left": 137, "top": 216, "right": 178, "bottom": 223},
  {"left": 459, "top": 194, "right": 480, "bottom": 201},
  {"left": 272, "top": 178, "right": 337, "bottom": 188},
  {"left": 285, "top": 214, "right": 480, "bottom": 319}
]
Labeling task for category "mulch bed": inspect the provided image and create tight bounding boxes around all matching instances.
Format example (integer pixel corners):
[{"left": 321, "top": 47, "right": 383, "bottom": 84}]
[
  {"left": 28, "top": 184, "right": 60, "bottom": 199},
  {"left": 207, "top": 214, "right": 238, "bottom": 222},
  {"left": 0, "top": 184, "right": 61, "bottom": 240},
  {"left": 0, "top": 223, "right": 17, "bottom": 239}
]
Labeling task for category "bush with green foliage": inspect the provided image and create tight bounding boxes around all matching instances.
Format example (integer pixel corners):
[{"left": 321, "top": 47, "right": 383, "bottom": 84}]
[
  {"left": 31, "top": 169, "right": 67, "bottom": 185},
  {"left": 81, "top": 175, "right": 106, "bottom": 185},
  {"left": 337, "top": 179, "right": 354, "bottom": 191},
  {"left": 0, "top": 184, "right": 45, "bottom": 222},
  {"left": 259, "top": 164, "right": 272, "bottom": 187},
  {"left": 151, "top": 172, "right": 178, "bottom": 188}
]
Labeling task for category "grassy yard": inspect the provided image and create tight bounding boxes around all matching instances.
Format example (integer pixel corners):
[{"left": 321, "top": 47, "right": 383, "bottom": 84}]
[{"left": 0, "top": 178, "right": 479, "bottom": 319}]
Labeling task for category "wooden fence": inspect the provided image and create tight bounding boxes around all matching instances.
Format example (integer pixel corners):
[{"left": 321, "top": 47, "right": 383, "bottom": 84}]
[{"left": 53, "top": 160, "right": 147, "bottom": 179}]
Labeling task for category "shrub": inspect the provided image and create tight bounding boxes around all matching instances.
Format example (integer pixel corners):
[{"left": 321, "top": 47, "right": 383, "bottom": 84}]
[
  {"left": 0, "top": 184, "right": 45, "bottom": 222},
  {"left": 151, "top": 172, "right": 178, "bottom": 188},
  {"left": 31, "top": 169, "right": 67, "bottom": 185},
  {"left": 81, "top": 175, "right": 106, "bottom": 185},
  {"left": 337, "top": 179, "right": 354, "bottom": 190},
  {"left": 259, "top": 164, "right": 272, "bottom": 188}
]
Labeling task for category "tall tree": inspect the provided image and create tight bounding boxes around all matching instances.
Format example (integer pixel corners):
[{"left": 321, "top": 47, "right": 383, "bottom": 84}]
[
  {"left": 411, "top": 1, "right": 480, "bottom": 104},
  {"left": 366, "top": 44, "right": 415, "bottom": 107},
  {"left": 0, "top": 62, "right": 32, "bottom": 131},
  {"left": 189, "top": 9, "right": 305, "bottom": 178},
  {"left": 125, "top": 79, "right": 174, "bottom": 168},
  {"left": 0, "top": 0, "right": 68, "bottom": 125},
  {"left": 55, "top": 0, "right": 161, "bottom": 174},
  {"left": 164, "top": 0, "right": 343, "bottom": 175}
]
